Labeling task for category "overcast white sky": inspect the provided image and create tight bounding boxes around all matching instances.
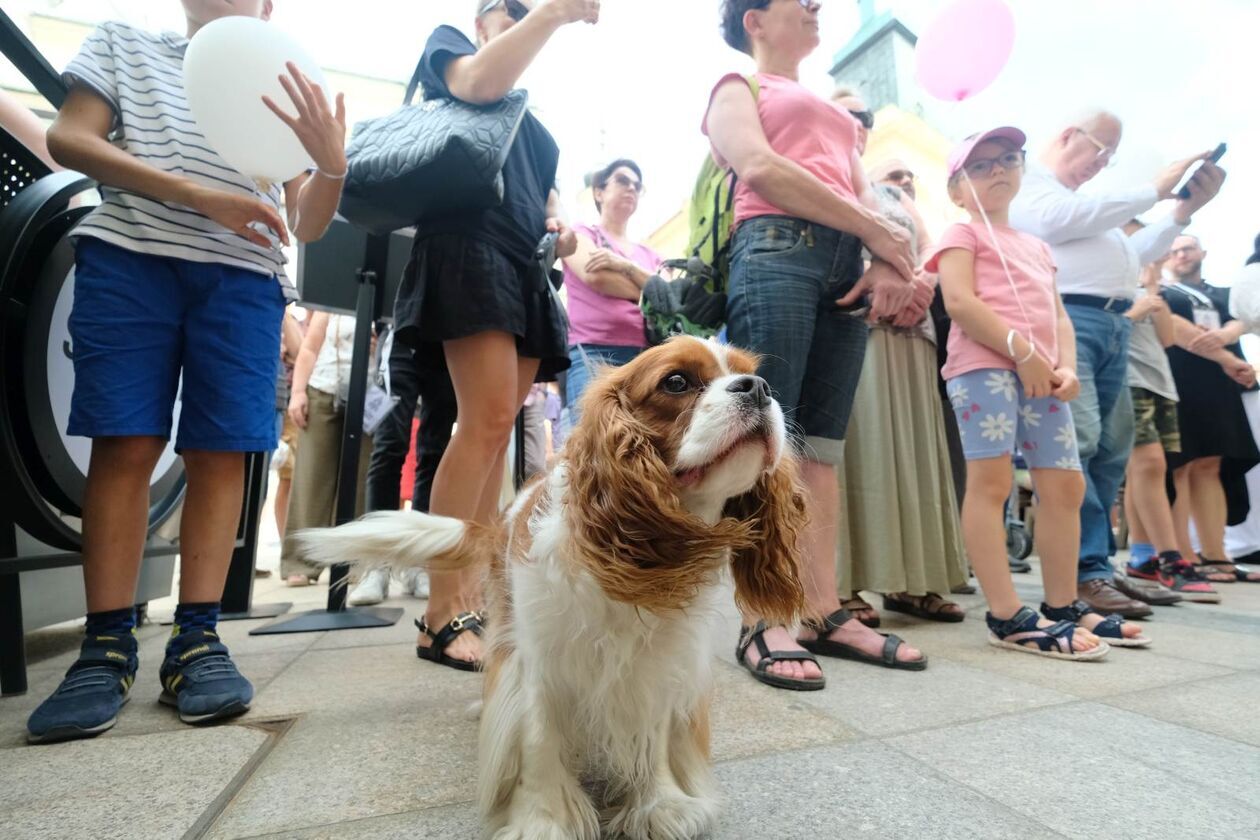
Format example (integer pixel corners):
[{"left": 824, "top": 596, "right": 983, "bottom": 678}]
[{"left": 23, "top": 0, "right": 1260, "bottom": 280}]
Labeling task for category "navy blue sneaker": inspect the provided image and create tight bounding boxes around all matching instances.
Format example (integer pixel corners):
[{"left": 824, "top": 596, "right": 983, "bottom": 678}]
[
  {"left": 158, "top": 630, "right": 253, "bottom": 724},
  {"left": 26, "top": 634, "right": 138, "bottom": 744}
]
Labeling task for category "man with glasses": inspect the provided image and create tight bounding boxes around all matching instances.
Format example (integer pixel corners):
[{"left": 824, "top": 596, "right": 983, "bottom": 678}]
[{"left": 1010, "top": 109, "right": 1225, "bottom": 619}]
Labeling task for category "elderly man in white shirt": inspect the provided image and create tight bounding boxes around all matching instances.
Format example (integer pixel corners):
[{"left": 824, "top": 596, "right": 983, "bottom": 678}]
[{"left": 1010, "top": 109, "right": 1224, "bottom": 619}]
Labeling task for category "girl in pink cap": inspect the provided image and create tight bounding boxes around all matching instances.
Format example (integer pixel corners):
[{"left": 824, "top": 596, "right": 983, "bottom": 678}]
[{"left": 927, "top": 127, "right": 1149, "bottom": 659}]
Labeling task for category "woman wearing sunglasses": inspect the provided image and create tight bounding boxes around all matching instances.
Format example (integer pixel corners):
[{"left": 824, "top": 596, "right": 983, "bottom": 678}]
[
  {"left": 828, "top": 87, "right": 969, "bottom": 631},
  {"left": 391, "top": 0, "right": 599, "bottom": 671},
  {"left": 560, "top": 158, "right": 662, "bottom": 417},
  {"left": 705, "top": 0, "right": 924, "bottom": 692}
]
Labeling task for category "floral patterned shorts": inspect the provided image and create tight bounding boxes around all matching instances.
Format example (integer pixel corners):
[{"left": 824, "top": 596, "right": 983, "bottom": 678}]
[{"left": 946, "top": 369, "right": 1082, "bottom": 471}]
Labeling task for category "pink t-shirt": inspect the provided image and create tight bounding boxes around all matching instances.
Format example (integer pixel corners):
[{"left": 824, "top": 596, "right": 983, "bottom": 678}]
[
  {"left": 925, "top": 222, "right": 1060, "bottom": 380},
  {"left": 702, "top": 72, "right": 858, "bottom": 225},
  {"left": 563, "top": 223, "right": 661, "bottom": 348}
]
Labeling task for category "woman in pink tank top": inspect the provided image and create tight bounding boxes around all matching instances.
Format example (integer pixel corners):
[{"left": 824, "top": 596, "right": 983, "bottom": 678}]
[{"left": 706, "top": 0, "right": 926, "bottom": 691}]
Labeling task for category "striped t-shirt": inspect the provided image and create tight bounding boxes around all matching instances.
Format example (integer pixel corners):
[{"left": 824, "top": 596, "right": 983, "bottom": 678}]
[{"left": 64, "top": 22, "right": 294, "bottom": 296}]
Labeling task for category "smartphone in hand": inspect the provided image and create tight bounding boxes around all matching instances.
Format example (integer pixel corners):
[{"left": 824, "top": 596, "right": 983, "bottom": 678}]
[{"left": 1176, "top": 142, "right": 1227, "bottom": 200}]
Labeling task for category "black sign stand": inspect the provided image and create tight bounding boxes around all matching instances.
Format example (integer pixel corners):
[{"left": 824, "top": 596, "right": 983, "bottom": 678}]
[{"left": 251, "top": 235, "right": 402, "bottom": 635}]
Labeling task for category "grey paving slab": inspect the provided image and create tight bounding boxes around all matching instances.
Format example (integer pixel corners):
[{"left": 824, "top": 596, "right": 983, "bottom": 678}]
[
  {"left": 707, "top": 660, "right": 856, "bottom": 762},
  {"left": 0, "top": 725, "right": 268, "bottom": 840},
  {"left": 708, "top": 740, "right": 1066, "bottom": 840},
  {"left": 1104, "top": 672, "right": 1260, "bottom": 748},
  {"left": 900, "top": 620, "right": 1236, "bottom": 698},
  {"left": 796, "top": 657, "right": 1075, "bottom": 737},
  {"left": 889, "top": 702, "right": 1260, "bottom": 839},
  {"left": 0, "top": 669, "right": 71, "bottom": 749},
  {"left": 1121, "top": 618, "right": 1260, "bottom": 670},
  {"left": 233, "top": 804, "right": 480, "bottom": 840},
  {"left": 206, "top": 647, "right": 483, "bottom": 839}
]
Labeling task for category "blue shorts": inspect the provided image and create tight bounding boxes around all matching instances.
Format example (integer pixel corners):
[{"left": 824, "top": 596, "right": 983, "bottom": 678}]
[
  {"left": 946, "top": 368, "right": 1082, "bottom": 470},
  {"left": 726, "top": 216, "right": 868, "bottom": 465},
  {"left": 68, "top": 237, "right": 285, "bottom": 452}
]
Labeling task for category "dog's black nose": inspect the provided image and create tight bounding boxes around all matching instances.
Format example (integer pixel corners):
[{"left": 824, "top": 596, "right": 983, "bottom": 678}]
[{"left": 727, "top": 375, "right": 771, "bottom": 409}]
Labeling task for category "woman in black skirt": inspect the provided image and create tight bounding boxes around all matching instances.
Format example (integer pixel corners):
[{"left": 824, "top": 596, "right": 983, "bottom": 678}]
[
  {"left": 1162, "top": 234, "right": 1260, "bottom": 583},
  {"left": 393, "top": 0, "right": 601, "bottom": 670}
]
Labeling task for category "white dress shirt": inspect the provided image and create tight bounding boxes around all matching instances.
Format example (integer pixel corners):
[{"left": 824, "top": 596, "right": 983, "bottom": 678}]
[{"left": 1010, "top": 164, "right": 1187, "bottom": 300}]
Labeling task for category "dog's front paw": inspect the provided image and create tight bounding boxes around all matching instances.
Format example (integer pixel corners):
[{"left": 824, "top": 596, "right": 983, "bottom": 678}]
[
  {"left": 607, "top": 791, "right": 719, "bottom": 840},
  {"left": 491, "top": 787, "right": 600, "bottom": 840}
]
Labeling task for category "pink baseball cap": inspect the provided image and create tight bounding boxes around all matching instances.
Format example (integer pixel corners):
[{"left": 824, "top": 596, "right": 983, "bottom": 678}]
[{"left": 947, "top": 126, "right": 1027, "bottom": 179}]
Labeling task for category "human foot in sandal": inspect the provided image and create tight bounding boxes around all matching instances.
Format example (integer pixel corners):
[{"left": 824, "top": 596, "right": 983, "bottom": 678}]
[
  {"left": 416, "top": 610, "right": 484, "bottom": 671},
  {"left": 1198, "top": 556, "right": 1260, "bottom": 583},
  {"left": 841, "top": 596, "right": 880, "bottom": 628},
  {"left": 798, "top": 608, "right": 926, "bottom": 670},
  {"left": 736, "top": 622, "right": 824, "bottom": 691},
  {"left": 986, "top": 606, "right": 1108, "bottom": 660},
  {"left": 1041, "top": 600, "right": 1151, "bottom": 648},
  {"left": 882, "top": 592, "right": 965, "bottom": 623}
]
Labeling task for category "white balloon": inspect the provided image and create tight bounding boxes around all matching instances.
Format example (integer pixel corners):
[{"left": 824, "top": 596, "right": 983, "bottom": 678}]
[{"left": 183, "top": 16, "right": 328, "bottom": 183}]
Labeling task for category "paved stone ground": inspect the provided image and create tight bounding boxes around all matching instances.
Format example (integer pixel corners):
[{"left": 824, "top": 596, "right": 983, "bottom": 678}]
[{"left": 3, "top": 541, "right": 1259, "bottom": 839}]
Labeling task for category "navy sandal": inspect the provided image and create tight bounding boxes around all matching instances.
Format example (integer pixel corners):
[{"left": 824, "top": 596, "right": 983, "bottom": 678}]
[
  {"left": 798, "top": 608, "right": 927, "bottom": 671},
  {"left": 736, "top": 621, "right": 825, "bottom": 691},
  {"left": 1041, "top": 600, "right": 1150, "bottom": 648},
  {"left": 986, "top": 606, "right": 1108, "bottom": 661},
  {"left": 415, "top": 612, "right": 484, "bottom": 672}
]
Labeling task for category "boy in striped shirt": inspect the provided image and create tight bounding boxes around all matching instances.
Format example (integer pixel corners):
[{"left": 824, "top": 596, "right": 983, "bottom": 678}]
[{"left": 27, "top": 0, "right": 348, "bottom": 742}]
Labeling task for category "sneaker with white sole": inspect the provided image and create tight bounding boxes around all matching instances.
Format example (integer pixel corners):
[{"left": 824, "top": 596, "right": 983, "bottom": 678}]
[{"left": 348, "top": 568, "right": 390, "bottom": 606}]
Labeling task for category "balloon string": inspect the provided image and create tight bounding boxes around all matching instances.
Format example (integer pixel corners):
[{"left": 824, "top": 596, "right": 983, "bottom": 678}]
[{"left": 960, "top": 168, "right": 1036, "bottom": 359}]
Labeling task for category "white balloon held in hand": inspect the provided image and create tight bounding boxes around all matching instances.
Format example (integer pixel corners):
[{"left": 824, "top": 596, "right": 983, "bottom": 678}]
[{"left": 184, "top": 17, "right": 329, "bottom": 183}]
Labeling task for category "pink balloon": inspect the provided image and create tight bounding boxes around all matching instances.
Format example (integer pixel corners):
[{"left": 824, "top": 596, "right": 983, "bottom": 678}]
[{"left": 915, "top": 0, "right": 1016, "bottom": 102}]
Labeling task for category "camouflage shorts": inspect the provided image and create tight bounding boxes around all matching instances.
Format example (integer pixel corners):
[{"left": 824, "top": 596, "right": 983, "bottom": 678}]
[{"left": 1131, "top": 387, "right": 1181, "bottom": 452}]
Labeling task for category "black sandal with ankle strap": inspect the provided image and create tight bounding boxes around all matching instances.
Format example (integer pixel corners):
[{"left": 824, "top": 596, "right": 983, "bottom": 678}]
[
  {"left": 798, "top": 608, "right": 928, "bottom": 671},
  {"left": 736, "top": 621, "right": 825, "bottom": 691},
  {"left": 415, "top": 611, "right": 485, "bottom": 672}
]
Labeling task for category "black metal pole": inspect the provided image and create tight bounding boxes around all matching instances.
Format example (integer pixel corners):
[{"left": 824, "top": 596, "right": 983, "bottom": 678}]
[
  {"left": 250, "top": 237, "right": 401, "bottom": 635},
  {"left": 326, "top": 268, "right": 377, "bottom": 612},
  {"left": 216, "top": 451, "right": 291, "bottom": 621},
  {"left": 0, "top": 572, "right": 26, "bottom": 696}
]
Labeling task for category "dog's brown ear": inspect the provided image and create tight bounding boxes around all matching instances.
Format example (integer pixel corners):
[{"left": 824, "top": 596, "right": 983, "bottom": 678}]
[
  {"left": 566, "top": 377, "right": 751, "bottom": 611},
  {"left": 724, "top": 455, "right": 808, "bottom": 626}
]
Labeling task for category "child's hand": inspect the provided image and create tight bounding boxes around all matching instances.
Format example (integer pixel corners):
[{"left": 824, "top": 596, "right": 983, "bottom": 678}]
[
  {"left": 1016, "top": 352, "right": 1060, "bottom": 399},
  {"left": 263, "top": 62, "right": 348, "bottom": 180},
  {"left": 1052, "top": 367, "right": 1080, "bottom": 402},
  {"left": 188, "top": 185, "right": 290, "bottom": 248}
]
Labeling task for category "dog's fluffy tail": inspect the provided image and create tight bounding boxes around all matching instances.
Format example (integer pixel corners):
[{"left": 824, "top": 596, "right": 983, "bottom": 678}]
[{"left": 290, "top": 510, "right": 490, "bottom": 574}]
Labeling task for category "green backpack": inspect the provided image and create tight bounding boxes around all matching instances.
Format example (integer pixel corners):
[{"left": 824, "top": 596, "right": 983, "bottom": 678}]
[{"left": 640, "top": 77, "right": 759, "bottom": 345}]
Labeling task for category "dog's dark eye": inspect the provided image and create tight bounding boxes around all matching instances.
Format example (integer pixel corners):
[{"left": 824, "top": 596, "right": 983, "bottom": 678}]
[{"left": 661, "top": 373, "right": 691, "bottom": 394}]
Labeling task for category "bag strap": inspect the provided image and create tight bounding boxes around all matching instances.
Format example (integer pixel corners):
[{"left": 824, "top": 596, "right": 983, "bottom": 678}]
[{"left": 403, "top": 55, "right": 428, "bottom": 106}]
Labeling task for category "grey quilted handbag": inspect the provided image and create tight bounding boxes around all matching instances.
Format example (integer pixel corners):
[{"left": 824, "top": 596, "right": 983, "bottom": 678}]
[{"left": 338, "top": 57, "right": 529, "bottom": 234}]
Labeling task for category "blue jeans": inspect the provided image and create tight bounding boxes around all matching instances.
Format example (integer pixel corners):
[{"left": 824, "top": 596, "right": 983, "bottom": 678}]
[
  {"left": 727, "top": 216, "right": 868, "bottom": 465},
  {"left": 566, "top": 344, "right": 643, "bottom": 421},
  {"left": 1067, "top": 304, "right": 1135, "bottom": 582}
]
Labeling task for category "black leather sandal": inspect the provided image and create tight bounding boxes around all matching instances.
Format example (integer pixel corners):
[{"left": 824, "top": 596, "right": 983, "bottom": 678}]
[
  {"left": 736, "top": 621, "right": 825, "bottom": 691},
  {"left": 415, "top": 612, "right": 484, "bottom": 672},
  {"left": 798, "top": 608, "right": 928, "bottom": 671}
]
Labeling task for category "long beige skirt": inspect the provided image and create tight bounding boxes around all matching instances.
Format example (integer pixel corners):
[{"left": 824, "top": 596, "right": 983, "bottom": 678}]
[{"left": 837, "top": 328, "right": 967, "bottom": 597}]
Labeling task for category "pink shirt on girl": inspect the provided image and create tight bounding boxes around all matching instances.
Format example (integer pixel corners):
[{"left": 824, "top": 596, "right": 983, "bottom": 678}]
[
  {"left": 925, "top": 222, "right": 1060, "bottom": 380},
  {"left": 563, "top": 223, "right": 661, "bottom": 348},
  {"left": 702, "top": 73, "right": 859, "bottom": 225}
]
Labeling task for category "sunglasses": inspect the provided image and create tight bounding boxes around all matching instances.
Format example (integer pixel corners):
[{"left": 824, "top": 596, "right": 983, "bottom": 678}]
[
  {"left": 959, "top": 149, "right": 1026, "bottom": 180},
  {"left": 848, "top": 109, "right": 874, "bottom": 130},
  {"left": 478, "top": 0, "right": 530, "bottom": 22},
  {"left": 610, "top": 173, "right": 644, "bottom": 194},
  {"left": 884, "top": 169, "right": 915, "bottom": 183},
  {"left": 751, "top": 0, "right": 819, "bottom": 11}
]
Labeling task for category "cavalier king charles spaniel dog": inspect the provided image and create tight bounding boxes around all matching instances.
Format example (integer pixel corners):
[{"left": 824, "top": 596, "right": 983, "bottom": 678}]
[{"left": 294, "top": 337, "right": 808, "bottom": 840}]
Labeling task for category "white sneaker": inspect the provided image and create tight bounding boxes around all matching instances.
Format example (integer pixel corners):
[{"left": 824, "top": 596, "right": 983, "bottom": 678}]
[
  {"left": 347, "top": 568, "right": 390, "bottom": 606},
  {"left": 400, "top": 568, "right": 430, "bottom": 599}
]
